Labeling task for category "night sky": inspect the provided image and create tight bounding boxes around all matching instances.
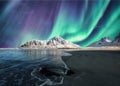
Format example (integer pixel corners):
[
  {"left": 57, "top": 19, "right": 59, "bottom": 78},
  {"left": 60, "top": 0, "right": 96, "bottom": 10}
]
[{"left": 0, "top": 0, "right": 120, "bottom": 48}]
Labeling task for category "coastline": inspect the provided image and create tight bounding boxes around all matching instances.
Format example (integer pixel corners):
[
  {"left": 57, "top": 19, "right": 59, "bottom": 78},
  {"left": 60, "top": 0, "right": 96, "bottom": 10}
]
[{"left": 0, "top": 47, "right": 120, "bottom": 51}]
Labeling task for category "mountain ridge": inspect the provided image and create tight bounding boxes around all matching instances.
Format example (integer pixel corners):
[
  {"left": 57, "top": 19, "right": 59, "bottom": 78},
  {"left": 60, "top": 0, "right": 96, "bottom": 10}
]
[
  {"left": 20, "top": 36, "right": 80, "bottom": 49},
  {"left": 89, "top": 34, "right": 120, "bottom": 47}
]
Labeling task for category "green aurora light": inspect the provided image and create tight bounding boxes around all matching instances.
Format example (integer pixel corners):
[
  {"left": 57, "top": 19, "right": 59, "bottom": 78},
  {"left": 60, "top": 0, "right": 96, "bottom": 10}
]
[{"left": 49, "top": 0, "right": 120, "bottom": 47}]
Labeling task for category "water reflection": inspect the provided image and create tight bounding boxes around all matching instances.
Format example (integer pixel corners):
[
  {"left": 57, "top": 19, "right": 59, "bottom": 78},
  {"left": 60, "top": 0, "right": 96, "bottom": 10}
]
[
  {"left": 22, "top": 49, "right": 70, "bottom": 59},
  {"left": 22, "top": 49, "right": 71, "bottom": 86}
]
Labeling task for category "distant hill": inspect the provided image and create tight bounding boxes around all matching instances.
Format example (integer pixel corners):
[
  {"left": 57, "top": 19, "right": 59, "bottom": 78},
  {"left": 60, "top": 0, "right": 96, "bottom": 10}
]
[{"left": 89, "top": 34, "right": 120, "bottom": 47}]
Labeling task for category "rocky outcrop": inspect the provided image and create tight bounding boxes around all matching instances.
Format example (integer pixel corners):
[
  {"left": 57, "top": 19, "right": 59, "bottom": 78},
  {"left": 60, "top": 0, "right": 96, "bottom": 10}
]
[{"left": 20, "top": 36, "right": 80, "bottom": 49}]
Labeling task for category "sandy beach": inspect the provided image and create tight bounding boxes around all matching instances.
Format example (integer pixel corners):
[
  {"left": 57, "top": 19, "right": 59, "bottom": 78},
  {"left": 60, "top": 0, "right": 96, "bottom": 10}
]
[{"left": 62, "top": 50, "right": 120, "bottom": 86}]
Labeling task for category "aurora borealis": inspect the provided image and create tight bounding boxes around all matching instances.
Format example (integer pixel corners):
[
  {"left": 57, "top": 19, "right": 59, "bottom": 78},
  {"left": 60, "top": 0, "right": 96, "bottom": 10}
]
[{"left": 0, "top": 0, "right": 120, "bottom": 48}]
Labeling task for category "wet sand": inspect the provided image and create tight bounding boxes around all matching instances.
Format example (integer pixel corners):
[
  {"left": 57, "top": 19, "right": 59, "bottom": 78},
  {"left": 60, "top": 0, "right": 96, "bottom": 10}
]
[{"left": 62, "top": 50, "right": 120, "bottom": 86}]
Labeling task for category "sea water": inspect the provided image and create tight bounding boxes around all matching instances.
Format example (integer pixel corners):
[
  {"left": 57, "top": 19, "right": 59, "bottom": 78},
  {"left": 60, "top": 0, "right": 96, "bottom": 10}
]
[{"left": 0, "top": 49, "right": 71, "bottom": 86}]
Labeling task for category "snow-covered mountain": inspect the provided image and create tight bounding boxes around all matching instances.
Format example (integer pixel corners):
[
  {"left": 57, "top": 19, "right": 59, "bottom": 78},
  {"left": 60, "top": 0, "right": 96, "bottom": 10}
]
[
  {"left": 89, "top": 34, "right": 120, "bottom": 47},
  {"left": 20, "top": 36, "right": 80, "bottom": 49},
  {"left": 89, "top": 37, "right": 112, "bottom": 47}
]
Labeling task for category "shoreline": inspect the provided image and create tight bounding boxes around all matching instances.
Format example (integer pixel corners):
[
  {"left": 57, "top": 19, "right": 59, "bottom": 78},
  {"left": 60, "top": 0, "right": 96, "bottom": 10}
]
[{"left": 0, "top": 47, "right": 120, "bottom": 51}]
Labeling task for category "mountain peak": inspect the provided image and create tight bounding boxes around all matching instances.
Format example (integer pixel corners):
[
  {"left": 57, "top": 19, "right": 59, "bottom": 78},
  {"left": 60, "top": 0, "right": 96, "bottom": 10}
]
[
  {"left": 53, "top": 36, "right": 62, "bottom": 39},
  {"left": 20, "top": 36, "right": 80, "bottom": 49},
  {"left": 101, "top": 37, "right": 112, "bottom": 43},
  {"left": 51, "top": 36, "right": 64, "bottom": 41},
  {"left": 89, "top": 34, "right": 120, "bottom": 47}
]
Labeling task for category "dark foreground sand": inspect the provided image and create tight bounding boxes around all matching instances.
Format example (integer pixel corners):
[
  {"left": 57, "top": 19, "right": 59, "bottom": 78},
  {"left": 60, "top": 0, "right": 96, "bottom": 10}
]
[{"left": 61, "top": 50, "right": 120, "bottom": 86}]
